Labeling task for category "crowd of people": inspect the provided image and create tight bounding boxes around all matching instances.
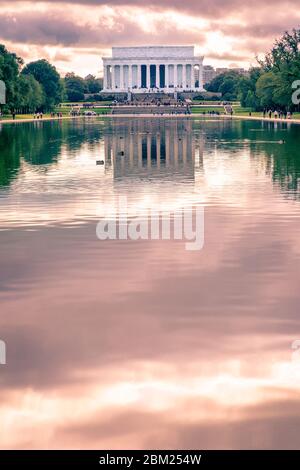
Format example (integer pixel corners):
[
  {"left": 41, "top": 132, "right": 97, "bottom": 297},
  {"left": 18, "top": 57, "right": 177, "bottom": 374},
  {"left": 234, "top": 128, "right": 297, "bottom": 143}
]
[
  {"left": 201, "top": 110, "right": 222, "bottom": 116},
  {"left": 262, "top": 109, "right": 293, "bottom": 119},
  {"left": 50, "top": 112, "right": 63, "bottom": 118},
  {"left": 33, "top": 112, "right": 44, "bottom": 119}
]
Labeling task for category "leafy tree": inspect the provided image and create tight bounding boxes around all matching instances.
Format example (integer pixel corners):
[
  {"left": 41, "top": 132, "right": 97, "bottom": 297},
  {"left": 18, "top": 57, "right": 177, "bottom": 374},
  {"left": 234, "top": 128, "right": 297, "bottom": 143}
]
[
  {"left": 238, "top": 68, "right": 261, "bottom": 109},
  {"left": 206, "top": 71, "right": 241, "bottom": 100},
  {"left": 22, "top": 59, "right": 63, "bottom": 109},
  {"left": 244, "top": 90, "right": 256, "bottom": 108},
  {"left": 257, "top": 29, "right": 300, "bottom": 109},
  {"left": 84, "top": 74, "right": 102, "bottom": 94},
  {"left": 256, "top": 72, "right": 278, "bottom": 108},
  {"left": 17, "top": 75, "right": 45, "bottom": 111},
  {"left": 259, "top": 29, "right": 300, "bottom": 71},
  {"left": 0, "top": 44, "right": 23, "bottom": 111},
  {"left": 64, "top": 72, "right": 85, "bottom": 102}
]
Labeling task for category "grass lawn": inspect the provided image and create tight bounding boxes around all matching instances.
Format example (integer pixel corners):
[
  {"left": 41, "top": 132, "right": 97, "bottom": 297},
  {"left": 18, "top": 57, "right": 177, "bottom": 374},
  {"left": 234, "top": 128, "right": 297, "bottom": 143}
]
[
  {"left": 233, "top": 107, "right": 261, "bottom": 117},
  {"left": 234, "top": 107, "right": 300, "bottom": 119},
  {"left": 190, "top": 105, "right": 300, "bottom": 121},
  {"left": 0, "top": 107, "right": 112, "bottom": 120},
  {"left": 0, "top": 113, "right": 54, "bottom": 120}
]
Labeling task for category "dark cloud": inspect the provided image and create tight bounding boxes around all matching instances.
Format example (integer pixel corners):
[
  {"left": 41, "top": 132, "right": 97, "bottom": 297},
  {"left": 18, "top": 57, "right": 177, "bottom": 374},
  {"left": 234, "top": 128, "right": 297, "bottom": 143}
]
[
  {"left": 0, "top": 0, "right": 299, "bottom": 19},
  {"left": 0, "top": 0, "right": 299, "bottom": 68},
  {"left": 218, "top": 19, "right": 300, "bottom": 39},
  {"left": 0, "top": 13, "right": 81, "bottom": 46},
  {"left": 0, "top": 11, "right": 205, "bottom": 47}
]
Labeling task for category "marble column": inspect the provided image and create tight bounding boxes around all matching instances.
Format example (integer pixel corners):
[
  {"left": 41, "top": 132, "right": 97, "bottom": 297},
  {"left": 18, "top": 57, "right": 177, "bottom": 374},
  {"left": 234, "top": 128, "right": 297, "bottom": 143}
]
[
  {"left": 120, "top": 65, "right": 124, "bottom": 90},
  {"left": 129, "top": 65, "right": 132, "bottom": 90},
  {"left": 165, "top": 64, "right": 169, "bottom": 90},
  {"left": 191, "top": 64, "right": 195, "bottom": 90},
  {"left": 182, "top": 64, "right": 186, "bottom": 89},
  {"left": 103, "top": 65, "right": 107, "bottom": 90},
  {"left": 111, "top": 65, "right": 115, "bottom": 90},
  {"left": 156, "top": 64, "right": 160, "bottom": 89},
  {"left": 199, "top": 63, "right": 203, "bottom": 90},
  {"left": 146, "top": 64, "right": 150, "bottom": 89},
  {"left": 174, "top": 64, "right": 178, "bottom": 88},
  {"left": 138, "top": 64, "right": 142, "bottom": 89}
]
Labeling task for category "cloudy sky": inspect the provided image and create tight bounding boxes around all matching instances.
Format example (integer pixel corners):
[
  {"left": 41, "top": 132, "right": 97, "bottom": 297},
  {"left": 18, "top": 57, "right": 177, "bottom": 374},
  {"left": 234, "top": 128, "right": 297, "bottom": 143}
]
[{"left": 0, "top": 0, "right": 299, "bottom": 77}]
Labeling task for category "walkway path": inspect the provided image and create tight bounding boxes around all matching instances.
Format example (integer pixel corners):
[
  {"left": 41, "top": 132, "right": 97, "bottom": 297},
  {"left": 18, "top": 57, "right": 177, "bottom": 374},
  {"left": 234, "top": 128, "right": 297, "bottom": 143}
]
[{"left": 1, "top": 113, "right": 300, "bottom": 125}]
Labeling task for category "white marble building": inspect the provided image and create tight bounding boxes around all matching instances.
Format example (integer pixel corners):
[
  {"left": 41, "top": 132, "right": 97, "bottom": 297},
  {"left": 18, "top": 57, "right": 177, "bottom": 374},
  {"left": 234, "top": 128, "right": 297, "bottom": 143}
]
[{"left": 102, "top": 46, "right": 204, "bottom": 93}]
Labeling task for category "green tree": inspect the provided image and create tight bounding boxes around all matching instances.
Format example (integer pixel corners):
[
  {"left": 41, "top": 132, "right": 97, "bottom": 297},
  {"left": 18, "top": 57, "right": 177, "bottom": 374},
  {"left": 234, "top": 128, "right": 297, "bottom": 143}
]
[
  {"left": 17, "top": 74, "right": 45, "bottom": 111},
  {"left": 244, "top": 90, "right": 256, "bottom": 108},
  {"left": 259, "top": 29, "right": 300, "bottom": 71},
  {"left": 0, "top": 44, "right": 23, "bottom": 111},
  {"left": 84, "top": 74, "right": 102, "bottom": 94},
  {"left": 256, "top": 71, "right": 278, "bottom": 108},
  {"left": 64, "top": 73, "right": 85, "bottom": 102},
  {"left": 258, "top": 29, "right": 300, "bottom": 109},
  {"left": 237, "top": 68, "right": 261, "bottom": 109},
  {"left": 206, "top": 71, "right": 241, "bottom": 100},
  {"left": 22, "top": 59, "right": 63, "bottom": 109}
]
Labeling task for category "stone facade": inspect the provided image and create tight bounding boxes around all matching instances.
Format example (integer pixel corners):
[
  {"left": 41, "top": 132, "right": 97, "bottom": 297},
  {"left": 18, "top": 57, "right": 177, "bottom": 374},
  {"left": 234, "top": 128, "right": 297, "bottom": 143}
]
[{"left": 102, "top": 46, "right": 204, "bottom": 93}]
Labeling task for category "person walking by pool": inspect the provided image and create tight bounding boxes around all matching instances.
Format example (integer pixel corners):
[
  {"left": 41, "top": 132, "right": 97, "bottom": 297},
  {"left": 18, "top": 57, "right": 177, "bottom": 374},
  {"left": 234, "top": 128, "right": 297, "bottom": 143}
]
[
  {"left": 274, "top": 110, "right": 278, "bottom": 119},
  {"left": 12, "top": 111, "right": 16, "bottom": 120},
  {"left": 263, "top": 109, "right": 266, "bottom": 118},
  {"left": 268, "top": 110, "right": 272, "bottom": 118}
]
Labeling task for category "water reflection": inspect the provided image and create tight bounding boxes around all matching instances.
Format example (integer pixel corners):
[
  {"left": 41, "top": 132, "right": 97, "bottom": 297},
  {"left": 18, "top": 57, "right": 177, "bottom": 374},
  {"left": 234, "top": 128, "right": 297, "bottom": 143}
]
[
  {"left": 105, "top": 119, "right": 196, "bottom": 180},
  {"left": 0, "top": 120, "right": 107, "bottom": 187},
  {"left": 1, "top": 118, "right": 300, "bottom": 449}
]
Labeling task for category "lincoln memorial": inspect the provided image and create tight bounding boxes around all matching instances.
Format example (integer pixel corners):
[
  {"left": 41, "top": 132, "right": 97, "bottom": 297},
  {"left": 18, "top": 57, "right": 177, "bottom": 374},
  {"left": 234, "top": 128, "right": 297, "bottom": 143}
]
[{"left": 102, "top": 46, "right": 204, "bottom": 94}]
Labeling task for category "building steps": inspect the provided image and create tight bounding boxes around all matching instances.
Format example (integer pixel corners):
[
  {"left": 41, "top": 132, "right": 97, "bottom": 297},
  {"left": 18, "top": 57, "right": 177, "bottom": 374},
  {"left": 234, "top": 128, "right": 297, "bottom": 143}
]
[{"left": 111, "top": 106, "right": 189, "bottom": 115}]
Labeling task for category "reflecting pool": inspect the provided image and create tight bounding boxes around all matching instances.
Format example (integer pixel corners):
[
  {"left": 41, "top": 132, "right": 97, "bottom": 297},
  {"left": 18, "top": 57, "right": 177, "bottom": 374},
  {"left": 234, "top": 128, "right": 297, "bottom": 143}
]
[{"left": 1, "top": 117, "right": 300, "bottom": 449}]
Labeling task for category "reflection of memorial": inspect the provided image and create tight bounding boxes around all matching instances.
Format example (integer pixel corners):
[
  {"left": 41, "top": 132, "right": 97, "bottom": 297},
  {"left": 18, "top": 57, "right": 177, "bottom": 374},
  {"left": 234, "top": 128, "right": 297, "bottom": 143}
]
[{"left": 104, "top": 118, "right": 201, "bottom": 180}]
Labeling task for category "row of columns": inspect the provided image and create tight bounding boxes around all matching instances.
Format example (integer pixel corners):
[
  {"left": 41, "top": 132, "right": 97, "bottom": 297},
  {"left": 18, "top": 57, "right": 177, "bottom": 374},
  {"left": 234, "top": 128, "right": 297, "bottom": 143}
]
[{"left": 104, "top": 63, "right": 202, "bottom": 91}]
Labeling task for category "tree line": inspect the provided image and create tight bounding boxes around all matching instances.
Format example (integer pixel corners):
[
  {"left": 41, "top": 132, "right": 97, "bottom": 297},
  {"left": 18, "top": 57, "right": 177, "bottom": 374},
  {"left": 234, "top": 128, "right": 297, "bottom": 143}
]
[
  {"left": 0, "top": 44, "right": 103, "bottom": 114},
  {"left": 206, "top": 29, "right": 300, "bottom": 111}
]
